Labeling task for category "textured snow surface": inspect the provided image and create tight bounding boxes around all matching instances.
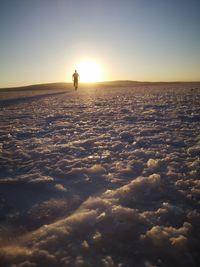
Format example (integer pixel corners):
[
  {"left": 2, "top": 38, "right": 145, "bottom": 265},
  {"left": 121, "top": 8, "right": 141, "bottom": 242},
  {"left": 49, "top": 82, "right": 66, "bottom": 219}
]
[{"left": 0, "top": 83, "right": 200, "bottom": 267}]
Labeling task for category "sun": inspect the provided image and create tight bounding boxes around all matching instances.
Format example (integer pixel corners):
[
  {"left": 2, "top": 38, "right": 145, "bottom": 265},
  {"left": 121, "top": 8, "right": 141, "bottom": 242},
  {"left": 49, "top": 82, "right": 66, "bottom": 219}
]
[{"left": 76, "top": 60, "right": 103, "bottom": 83}]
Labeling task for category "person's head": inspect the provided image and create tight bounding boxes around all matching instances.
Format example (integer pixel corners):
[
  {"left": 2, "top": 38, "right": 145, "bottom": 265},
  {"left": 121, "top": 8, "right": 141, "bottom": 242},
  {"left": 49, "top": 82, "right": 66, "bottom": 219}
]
[{"left": 75, "top": 70, "right": 77, "bottom": 73}]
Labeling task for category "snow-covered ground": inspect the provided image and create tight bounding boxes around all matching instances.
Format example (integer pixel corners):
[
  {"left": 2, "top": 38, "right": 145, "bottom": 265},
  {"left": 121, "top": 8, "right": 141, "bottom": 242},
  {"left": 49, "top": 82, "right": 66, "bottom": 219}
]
[{"left": 0, "top": 82, "right": 200, "bottom": 267}]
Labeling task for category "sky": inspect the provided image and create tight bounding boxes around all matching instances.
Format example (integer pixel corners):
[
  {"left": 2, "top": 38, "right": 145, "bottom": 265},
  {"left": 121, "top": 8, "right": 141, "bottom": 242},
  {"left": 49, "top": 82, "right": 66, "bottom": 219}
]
[{"left": 0, "top": 0, "right": 200, "bottom": 87}]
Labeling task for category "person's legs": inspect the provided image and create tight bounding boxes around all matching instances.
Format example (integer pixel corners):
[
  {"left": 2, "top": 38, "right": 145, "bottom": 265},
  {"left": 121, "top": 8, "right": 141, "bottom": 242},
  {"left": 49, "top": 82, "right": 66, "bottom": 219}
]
[{"left": 74, "top": 79, "right": 78, "bottom": 90}]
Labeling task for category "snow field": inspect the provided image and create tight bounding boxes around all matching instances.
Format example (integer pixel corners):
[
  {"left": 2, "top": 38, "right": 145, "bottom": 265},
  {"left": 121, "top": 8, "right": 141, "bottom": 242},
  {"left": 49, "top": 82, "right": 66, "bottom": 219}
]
[{"left": 0, "top": 83, "right": 200, "bottom": 266}]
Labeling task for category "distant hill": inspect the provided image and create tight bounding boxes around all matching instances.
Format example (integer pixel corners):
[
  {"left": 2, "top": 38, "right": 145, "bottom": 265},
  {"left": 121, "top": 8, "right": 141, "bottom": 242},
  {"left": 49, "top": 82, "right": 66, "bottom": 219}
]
[
  {"left": 0, "top": 83, "right": 71, "bottom": 92},
  {"left": 1, "top": 81, "right": 200, "bottom": 92}
]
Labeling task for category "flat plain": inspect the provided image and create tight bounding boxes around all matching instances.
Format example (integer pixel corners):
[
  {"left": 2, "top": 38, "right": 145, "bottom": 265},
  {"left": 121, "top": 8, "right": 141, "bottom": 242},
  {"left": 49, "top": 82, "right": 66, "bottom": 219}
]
[{"left": 0, "top": 82, "right": 200, "bottom": 267}]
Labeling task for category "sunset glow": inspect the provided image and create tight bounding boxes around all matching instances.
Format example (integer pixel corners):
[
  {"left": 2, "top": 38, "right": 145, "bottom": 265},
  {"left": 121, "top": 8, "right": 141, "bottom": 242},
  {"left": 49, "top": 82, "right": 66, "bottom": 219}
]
[
  {"left": 76, "top": 60, "right": 103, "bottom": 83},
  {"left": 0, "top": 0, "right": 199, "bottom": 87}
]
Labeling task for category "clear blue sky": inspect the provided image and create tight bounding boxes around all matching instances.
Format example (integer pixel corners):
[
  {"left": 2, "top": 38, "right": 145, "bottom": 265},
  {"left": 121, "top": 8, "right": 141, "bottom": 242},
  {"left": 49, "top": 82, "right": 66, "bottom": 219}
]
[{"left": 0, "top": 0, "right": 200, "bottom": 87}]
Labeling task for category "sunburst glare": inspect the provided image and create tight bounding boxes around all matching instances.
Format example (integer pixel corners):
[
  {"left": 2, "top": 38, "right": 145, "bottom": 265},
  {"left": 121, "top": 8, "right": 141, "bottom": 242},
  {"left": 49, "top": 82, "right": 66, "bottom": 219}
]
[{"left": 76, "top": 60, "right": 103, "bottom": 83}]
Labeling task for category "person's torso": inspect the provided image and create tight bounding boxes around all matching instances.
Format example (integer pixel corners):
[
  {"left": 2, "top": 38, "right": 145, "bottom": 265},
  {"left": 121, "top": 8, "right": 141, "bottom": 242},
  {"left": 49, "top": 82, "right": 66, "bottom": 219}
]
[{"left": 73, "top": 73, "right": 79, "bottom": 80}]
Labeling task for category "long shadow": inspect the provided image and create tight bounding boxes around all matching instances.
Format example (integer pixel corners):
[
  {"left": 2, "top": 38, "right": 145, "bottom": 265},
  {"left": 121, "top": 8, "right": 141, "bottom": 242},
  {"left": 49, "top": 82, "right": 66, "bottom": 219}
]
[{"left": 0, "top": 91, "right": 67, "bottom": 107}]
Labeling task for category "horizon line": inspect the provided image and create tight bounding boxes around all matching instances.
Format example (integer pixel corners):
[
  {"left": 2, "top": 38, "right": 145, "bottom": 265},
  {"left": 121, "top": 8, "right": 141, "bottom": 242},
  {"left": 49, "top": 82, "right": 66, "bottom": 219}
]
[{"left": 1, "top": 80, "right": 200, "bottom": 90}]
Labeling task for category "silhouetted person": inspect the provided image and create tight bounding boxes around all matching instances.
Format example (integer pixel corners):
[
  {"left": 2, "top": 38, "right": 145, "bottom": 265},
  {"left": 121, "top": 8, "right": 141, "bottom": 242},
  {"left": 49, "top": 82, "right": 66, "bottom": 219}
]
[{"left": 72, "top": 70, "right": 79, "bottom": 90}]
